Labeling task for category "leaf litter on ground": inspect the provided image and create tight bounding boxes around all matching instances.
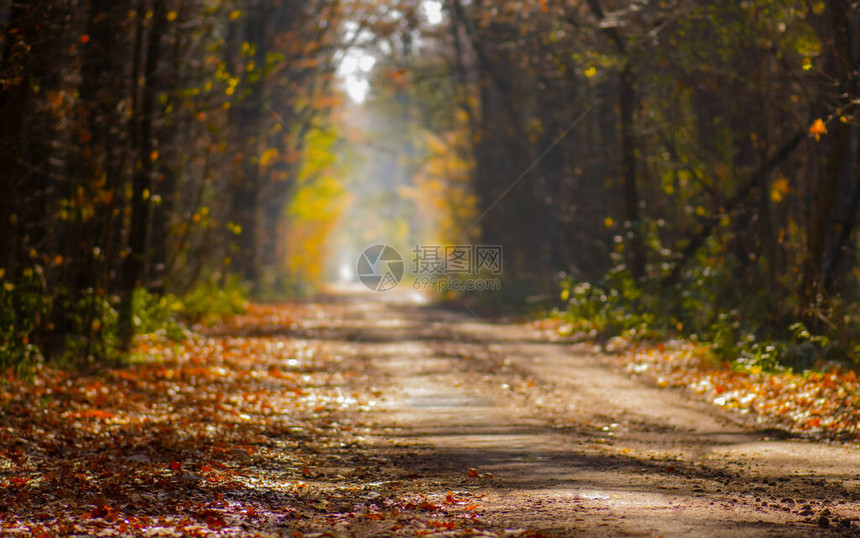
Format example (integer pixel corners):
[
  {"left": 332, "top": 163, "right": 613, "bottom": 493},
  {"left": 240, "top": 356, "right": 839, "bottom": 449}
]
[
  {"left": 0, "top": 303, "right": 541, "bottom": 537},
  {"left": 534, "top": 318, "right": 860, "bottom": 443}
]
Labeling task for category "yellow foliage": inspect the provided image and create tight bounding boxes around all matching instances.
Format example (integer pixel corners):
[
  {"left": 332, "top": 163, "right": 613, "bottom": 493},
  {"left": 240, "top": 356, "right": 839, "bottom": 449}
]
[
  {"left": 283, "top": 128, "right": 349, "bottom": 288},
  {"left": 260, "top": 148, "right": 279, "bottom": 168},
  {"left": 410, "top": 128, "right": 476, "bottom": 244},
  {"left": 770, "top": 177, "right": 790, "bottom": 203},
  {"left": 808, "top": 118, "right": 827, "bottom": 141}
]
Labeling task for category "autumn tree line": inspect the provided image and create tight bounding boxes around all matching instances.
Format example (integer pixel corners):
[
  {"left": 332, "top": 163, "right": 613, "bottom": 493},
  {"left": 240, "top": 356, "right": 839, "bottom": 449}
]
[
  {"left": 1, "top": 0, "right": 858, "bottom": 368},
  {"left": 363, "top": 0, "right": 858, "bottom": 362},
  {"left": 0, "top": 0, "right": 347, "bottom": 364}
]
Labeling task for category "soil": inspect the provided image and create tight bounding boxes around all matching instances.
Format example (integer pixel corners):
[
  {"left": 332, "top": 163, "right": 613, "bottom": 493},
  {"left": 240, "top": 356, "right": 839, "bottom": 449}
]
[{"left": 288, "top": 286, "right": 860, "bottom": 537}]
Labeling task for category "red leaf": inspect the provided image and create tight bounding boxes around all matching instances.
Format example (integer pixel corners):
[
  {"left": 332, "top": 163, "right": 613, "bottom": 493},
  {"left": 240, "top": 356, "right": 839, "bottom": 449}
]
[
  {"left": 88, "top": 505, "right": 110, "bottom": 519},
  {"left": 206, "top": 514, "right": 225, "bottom": 529},
  {"left": 70, "top": 409, "right": 114, "bottom": 420},
  {"left": 419, "top": 500, "right": 440, "bottom": 511}
]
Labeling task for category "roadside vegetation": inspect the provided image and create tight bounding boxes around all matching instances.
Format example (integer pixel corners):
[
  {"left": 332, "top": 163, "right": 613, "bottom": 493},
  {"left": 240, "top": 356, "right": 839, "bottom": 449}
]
[{"left": 538, "top": 271, "right": 860, "bottom": 441}]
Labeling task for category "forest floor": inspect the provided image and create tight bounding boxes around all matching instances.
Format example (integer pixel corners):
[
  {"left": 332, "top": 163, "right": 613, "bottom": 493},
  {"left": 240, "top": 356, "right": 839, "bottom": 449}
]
[{"left": 2, "top": 287, "right": 860, "bottom": 536}]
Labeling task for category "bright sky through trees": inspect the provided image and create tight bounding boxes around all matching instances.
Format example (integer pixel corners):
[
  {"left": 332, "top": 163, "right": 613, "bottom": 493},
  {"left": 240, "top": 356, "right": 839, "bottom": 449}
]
[
  {"left": 337, "top": 0, "right": 443, "bottom": 102},
  {"left": 337, "top": 52, "right": 375, "bottom": 102}
]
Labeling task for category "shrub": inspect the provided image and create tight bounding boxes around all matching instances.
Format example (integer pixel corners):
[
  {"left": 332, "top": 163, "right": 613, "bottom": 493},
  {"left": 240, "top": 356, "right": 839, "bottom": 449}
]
[{"left": 180, "top": 275, "right": 249, "bottom": 325}]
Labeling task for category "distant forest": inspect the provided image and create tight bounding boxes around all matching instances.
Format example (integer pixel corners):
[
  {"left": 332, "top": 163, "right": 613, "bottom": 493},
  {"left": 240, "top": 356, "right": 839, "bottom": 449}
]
[{"left": 1, "top": 0, "right": 857, "bottom": 366}]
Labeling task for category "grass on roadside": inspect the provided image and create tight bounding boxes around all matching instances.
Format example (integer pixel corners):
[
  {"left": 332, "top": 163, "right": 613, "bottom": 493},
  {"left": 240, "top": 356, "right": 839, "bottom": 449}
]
[{"left": 540, "top": 271, "right": 860, "bottom": 443}]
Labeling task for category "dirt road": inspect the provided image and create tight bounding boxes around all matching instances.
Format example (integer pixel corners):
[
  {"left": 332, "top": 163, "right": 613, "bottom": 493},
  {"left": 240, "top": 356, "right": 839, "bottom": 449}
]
[
  {"left": 7, "top": 288, "right": 860, "bottom": 536},
  {"left": 298, "top": 287, "right": 860, "bottom": 536}
]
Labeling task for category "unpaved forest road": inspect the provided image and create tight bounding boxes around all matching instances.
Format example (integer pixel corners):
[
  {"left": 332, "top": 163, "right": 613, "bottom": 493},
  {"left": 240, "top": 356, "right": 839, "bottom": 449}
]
[{"left": 304, "top": 287, "right": 860, "bottom": 536}]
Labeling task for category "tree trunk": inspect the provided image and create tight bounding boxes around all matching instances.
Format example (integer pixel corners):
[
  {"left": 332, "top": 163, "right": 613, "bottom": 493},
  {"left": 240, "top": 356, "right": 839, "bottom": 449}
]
[
  {"left": 120, "top": 0, "right": 167, "bottom": 347},
  {"left": 619, "top": 62, "right": 645, "bottom": 281},
  {"left": 0, "top": 4, "right": 31, "bottom": 272},
  {"left": 799, "top": 0, "right": 855, "bottom": 328}
]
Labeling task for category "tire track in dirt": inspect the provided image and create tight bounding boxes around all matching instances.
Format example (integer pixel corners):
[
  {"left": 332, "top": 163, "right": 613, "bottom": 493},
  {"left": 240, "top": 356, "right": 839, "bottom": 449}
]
[{"left": 331, "top": 288, "right": 860, "bottom": 536}]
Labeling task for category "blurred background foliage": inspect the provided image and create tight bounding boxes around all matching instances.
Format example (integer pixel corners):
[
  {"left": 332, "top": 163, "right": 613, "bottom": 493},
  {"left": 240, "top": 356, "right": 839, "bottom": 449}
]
[{"left": 0, "top": 0, "right": 857, "bottom": 371}]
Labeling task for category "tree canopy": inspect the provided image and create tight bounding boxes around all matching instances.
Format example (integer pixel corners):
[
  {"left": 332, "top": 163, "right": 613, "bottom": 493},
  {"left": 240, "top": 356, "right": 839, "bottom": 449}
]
[{"left": 0, "top": 0, "right": 858, "bottom": 367}]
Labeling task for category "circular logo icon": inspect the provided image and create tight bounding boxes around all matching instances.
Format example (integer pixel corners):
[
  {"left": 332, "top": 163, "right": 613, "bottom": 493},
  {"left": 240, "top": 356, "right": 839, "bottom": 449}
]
[{"left": 356, "top": 244, "right": 404, "bottom": 292}]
